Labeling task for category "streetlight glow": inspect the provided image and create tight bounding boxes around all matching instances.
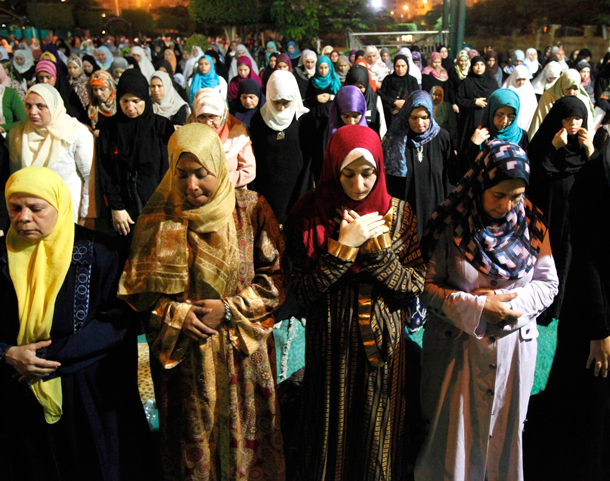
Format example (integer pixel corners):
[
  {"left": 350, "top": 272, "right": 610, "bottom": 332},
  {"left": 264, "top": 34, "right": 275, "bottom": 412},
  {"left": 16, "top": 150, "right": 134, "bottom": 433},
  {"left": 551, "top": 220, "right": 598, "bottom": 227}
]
[{"left": 403, "top": 4, "right": 408, "bottom": 10}]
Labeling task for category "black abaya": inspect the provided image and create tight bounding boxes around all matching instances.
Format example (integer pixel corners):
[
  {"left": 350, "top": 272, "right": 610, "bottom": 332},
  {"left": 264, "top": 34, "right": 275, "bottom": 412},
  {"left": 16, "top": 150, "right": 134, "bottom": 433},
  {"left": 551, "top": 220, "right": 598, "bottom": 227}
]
[{"left": 378, "top": 71, "right": 419, "bottom": 130}]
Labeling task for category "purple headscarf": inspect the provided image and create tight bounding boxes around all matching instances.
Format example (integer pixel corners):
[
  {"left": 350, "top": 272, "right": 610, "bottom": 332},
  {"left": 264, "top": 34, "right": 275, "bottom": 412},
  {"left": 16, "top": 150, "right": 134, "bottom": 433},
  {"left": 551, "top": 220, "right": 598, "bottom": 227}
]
[
  {"left": 349, "top": 50, "right": 357, "bottom": 64},
  {"left": 323, "top": 85, "right": 369, "bottom": 151}
]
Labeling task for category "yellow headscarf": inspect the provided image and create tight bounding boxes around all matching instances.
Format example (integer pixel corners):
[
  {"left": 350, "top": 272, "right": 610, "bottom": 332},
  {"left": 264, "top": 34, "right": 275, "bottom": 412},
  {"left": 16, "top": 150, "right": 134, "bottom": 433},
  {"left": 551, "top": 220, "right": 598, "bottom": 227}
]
[
  {"left": 5, "top": 167, "right": 75, "bottom": 424},
  {"left": 118, "top": 123, "right": 238, "bottom": 311},
  {"left": 8, "top": 83, "right": 81, "bottom": 172}
]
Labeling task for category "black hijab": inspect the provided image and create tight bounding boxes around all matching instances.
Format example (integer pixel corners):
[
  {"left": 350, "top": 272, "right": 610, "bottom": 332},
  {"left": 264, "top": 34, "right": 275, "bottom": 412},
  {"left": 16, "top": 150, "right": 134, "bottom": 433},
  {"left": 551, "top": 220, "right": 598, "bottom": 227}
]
[
  {"left": 205, "top": 49, "right": 229, "bottom": 82},
  {"left": 345, "top": 65, "right": 379, "bottom": 126},
  {"left": 125, "top": 56, "right": 141, "bottom": 72},
  {"left": 231, "top": 79, "right": 266, "bottom": 126},
  {"left": 529, "top": 96, "right": 590, "bottom": 175},
  {"left": 82, "top": 54, "right": 100, "bottom": 77},
  {"left": 154, "top": 59, "right": 175, "bottom": 76},
  {"left": 463, "top": 56, "right": 498, "bottom": 99},
  {"left": 110, "top": 69, "right": 162, "bottom": 175}
]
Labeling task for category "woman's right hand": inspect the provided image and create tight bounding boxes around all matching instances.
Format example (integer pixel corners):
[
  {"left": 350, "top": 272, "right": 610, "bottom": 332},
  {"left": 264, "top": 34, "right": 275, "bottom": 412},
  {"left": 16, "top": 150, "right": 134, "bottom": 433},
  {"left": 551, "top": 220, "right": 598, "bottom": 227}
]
[
  {"left": 552, "top": 127, "right": 568, "bottom": 150},
  {"left": 394, "top": 99, "right": 406, "bottom": 110},
  {"left": 453, "top": 104, "right": 460, "bottom": 114},
  {"left": 182, "top": 304, "right": 219, "bottom": 341},
  {"left": 471, "top": 126, "right": 490, "bottom": 146},
  {"left": 335, "top": 208, "right": 388, "bottom": 248},
  {"left": 5, "top": 340, "right": 61, "bottom": 382},
  {"left": 475, "top": 98, "right": 487, "bottom": 108},
  {"left": 479, "top": 291, "right": 522, "bottom": 325},
  {"left": 317, "top": 93, "right": 330, "bottom": 103},
  {"left": 111, "top": 209, "right": 134, "bottom": 236}
]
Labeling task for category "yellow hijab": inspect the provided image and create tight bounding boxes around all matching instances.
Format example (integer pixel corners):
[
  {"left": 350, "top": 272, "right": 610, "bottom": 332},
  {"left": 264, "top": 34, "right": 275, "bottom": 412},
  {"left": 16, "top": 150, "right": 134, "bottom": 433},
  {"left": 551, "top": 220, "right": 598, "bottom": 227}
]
[
  {"left": 118, "top": 123, "right": 238, "bottom": 311},
  {"left": 5, "top": 167, "right": 75, "bottom": 424}
]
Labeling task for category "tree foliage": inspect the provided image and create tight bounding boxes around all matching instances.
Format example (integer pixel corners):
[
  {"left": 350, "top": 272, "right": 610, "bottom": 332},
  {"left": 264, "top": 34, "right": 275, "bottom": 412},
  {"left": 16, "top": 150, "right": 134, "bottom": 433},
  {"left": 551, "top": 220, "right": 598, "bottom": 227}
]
[
  {"left": 188, "top": 0, "right": 264, "bottom": 28},
  {"left": 184, "top": 34, "right": 210, "bottom": 54},
  {"left": 121, "top": 9, "right": 154, "bottom": 37},
  {"left": 26, "top": 3, "right": 75, "bottom": 30}
]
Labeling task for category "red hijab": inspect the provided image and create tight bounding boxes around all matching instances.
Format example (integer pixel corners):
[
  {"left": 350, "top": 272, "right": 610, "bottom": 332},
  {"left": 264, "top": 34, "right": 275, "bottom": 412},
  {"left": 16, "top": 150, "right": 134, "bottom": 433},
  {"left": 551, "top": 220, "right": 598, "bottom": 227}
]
[
  {"left": 288, "top": 125, "right": 391, "bottom": 267},
  {"left": 227, "top": 56, "right": 262, "bottom": 100}
]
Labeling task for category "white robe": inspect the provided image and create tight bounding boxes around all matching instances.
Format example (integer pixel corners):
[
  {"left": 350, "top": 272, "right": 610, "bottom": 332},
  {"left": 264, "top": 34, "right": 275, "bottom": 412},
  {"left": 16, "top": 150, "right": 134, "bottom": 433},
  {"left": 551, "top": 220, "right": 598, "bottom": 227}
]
[{"left": 415, "top": 226, "right": 558, "bottom": 481}]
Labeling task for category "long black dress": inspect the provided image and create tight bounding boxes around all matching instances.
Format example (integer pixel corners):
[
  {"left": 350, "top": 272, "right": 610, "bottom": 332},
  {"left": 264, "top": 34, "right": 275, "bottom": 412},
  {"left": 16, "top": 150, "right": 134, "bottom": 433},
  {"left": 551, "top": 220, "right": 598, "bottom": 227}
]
[
  {"left": 455, "top": 65, "right": 498, "bottom": 152},
  {"left": 524, "top": 153, "right": 610, "bottom": 481},
  {"left": 385, "top": 129, "right": 456, "bottom": 239},
  {"left": 0, "top": 226, "right": 153, "bottom": 481},
  {"left": 302, "top": 81, "right": 334, "bottom": 181},
  {"left": 249, "top": 110, "right": 312, "bottom": 224},
  {"left": 378, "top": 71, "right": 419, "bottom": 130}
]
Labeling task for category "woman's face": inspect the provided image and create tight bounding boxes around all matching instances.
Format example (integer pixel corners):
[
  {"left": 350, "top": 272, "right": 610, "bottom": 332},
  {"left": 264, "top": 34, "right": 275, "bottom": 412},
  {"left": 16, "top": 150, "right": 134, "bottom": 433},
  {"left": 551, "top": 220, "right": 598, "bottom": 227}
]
[
  {"left": 482, "top": 178, "right": 526, "bottom": 220},
  {"left": 472, "top": 61, "right": 486, "bottom": 75},
  {"left": 8, "top": 193, "right": 58, "bottom": 240},
  {"left": 340, "top": 111, "right": 363, "bottom": 125},
  {"left": 563, "top": 85, "right": 579, "bottom": 96},
  {"left": 276, "top": 61, "right": 289, "bottom": 71},
  {"left": 514, "top": 59, "right": 523, "bottom": 66},
  {"left": 120, "top": 94, "right": 146, "bottom": 118},
  {"left": 67, "top": 63, "right": 82, "bottom": 78},
  {"left": 132, "top": 53, "right": 142, "bottom": 62},
  {"left": 96, "top": 51, "right": 107, "bottom": 64},
  {"left": 493, "top": 105, "right": 516, "bottom": 130},
  {"left": 432, "top": 88, "right": 443, "bottom": 105},
  {"left": 486, "top": 56, "right": 496, "bottom": 68},
  {"left": 237, "top": 64, "right": 250, "bottom": 78},
  {"left": 349, "top": 53, "right": 356, "bottom": 63},
  {"left": 150, "top": 77, "right": 165, "bottom": 102},
  {"left": 25, "top": 93, "right": 52, "bottom": 128},
  {"left": 164, "top": 50, "right": 173, "bottom": 61},
  {"left": 305, "top": 58, "right": 316, "bottom": 71},
  {"left": 408, "top": 107, "right": 431, "bottom": 134},
  {"left": 439, "top": 47, "right": 448, "bottom": 59},
  {"left": 381, "top": 52, "right": 389, "bottom": 63},
  {"left": 199, "top": 58, "right": 211, "bottom": 75},
  {"left": 36, "top": 72, "right": 56, "bottom": 87},
  {"left": 432, "top": 56, "right": 441, "bottom": 69},
  {"left": 528, "top": 51, "right": 537, "bottom": 62},
  {"left": 230, "top": 42, "right": 238, "bottom": 52},
  {"left": 458, "top": 57, "right": 469, "bottom": 69},
  {"left": 174, "top": 154, "right": 217, "bottom": 208},
  {"left": 562, "top": 115, "right": 583, "bottom": 135},
  {"left": 515, "top": 78, "right": 527, "bottom": 87},
  {"left": 546, "top": 76, "right": 557, "bottom": 84},
  {"left": 355, "top": 82, "right": 367, "bottom": 94},
  {"left": 196, "top": 112, "right": 223, "bottom": 130},
  {"left": 340, "top": 157, "right": 378, "bottom": 201},
  {"left": 288, "top": 45, "right": 295, "bottom": 54},
  {"left": 365, "top": 51, "right": 377, "bottom": 65},
  {"left": 579, "top": 67, "right": 591, "bottom": 83},
  {"left": 15, "top": 55, "right": 25, "bottom": 66},
  {"left": 571, "top": 50, "right": 580, "bottom": 60},
  {"left": 330, "top": 51, "right": 339, "bottom": 63},
  {"left": 237, "top": 49, "right": 247, "bottom": 58},
  {"left": 394, "top": 59, "right": 408, "bottom": 77},
  {"left": 556, "top": 50, "right": 565, "bottom": 61},
  {"left": 338, "top": 62, "right": 350, "bottom": 74},
  {"left": 318, "top": 62, "right": 329, "bottom": 77},
  {"left": 269, "top": 57, "right": 277, "bottom": 69},
  {"left": 93, "top": 85, "right": 111, "bottom": 102},
  {"left": 271, "top": 99, "right": 291, "bottom": 112},
  {"left": 113, "top": 67, "right": 125, "bottom": 79},
  {"left": 83, "top": 60, "right": 94, "bottom": 74},
  {"left": 267, "top": 44, "right": 275, "bottom": 54},
  {"left": 240, "top": 93, "right": 259, "bottom": 109}
]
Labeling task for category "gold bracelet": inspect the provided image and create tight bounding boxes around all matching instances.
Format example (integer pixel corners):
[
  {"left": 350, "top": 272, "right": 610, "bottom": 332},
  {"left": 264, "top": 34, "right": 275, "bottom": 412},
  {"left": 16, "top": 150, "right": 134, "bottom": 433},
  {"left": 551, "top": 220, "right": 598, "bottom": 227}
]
[{"left": 327, "top": 238, "right": 359, "bottom": 261}]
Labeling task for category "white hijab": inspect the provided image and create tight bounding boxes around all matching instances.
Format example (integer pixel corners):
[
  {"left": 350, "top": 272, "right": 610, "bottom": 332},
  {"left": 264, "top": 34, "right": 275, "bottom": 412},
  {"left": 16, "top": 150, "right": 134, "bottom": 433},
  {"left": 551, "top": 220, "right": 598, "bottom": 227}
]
[
  {"left": 260, "top": 70, "right": 309, "bottom": 131},
  {"left": 151, "top": 70, "right": 188, "bottom": 119},
  {"left": 131, "top": 46, "right": 156, "bottom": 82},
  {"left": 364, "top": 46, "right": 389, "bottom": 83},
  {"left": 228, "top": 44, "right": 259, "bottom": 82},
  {"left": 13, "top": 49, "right": 34, "bottom": 75},
  {"left": 524, "top": 48, "right": 540, "bottom": 78},
  {"left": 531, "top": 61, "right": 561, "bottom": 95},
  {"left": 504, "top": 65, "right": 537, "bottom": 131},
  {"left": 398, "top": 47, "right": 421, "bottom": 84},
  {"left": 184, "top": 46, "right": 204, "bottom": 82},
  {"left": 299, "top": 50, "right": 318, "bottom": 77},
  {"left": 9, "top": 84, "right": 81, "bottom": 169}
]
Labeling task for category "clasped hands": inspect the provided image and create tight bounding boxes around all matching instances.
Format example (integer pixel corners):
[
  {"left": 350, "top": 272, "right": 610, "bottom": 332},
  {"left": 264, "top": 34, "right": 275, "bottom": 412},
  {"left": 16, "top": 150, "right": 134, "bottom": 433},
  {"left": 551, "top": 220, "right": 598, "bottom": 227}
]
[
  {"left": 472, "top": 288, "right": 522, "bottom": 326},
  {"left": 333, "top": 207, "right": 389, "bottom": 248},
  {"left": 182, "top": 299, "right": 226, "bottom": 341}
]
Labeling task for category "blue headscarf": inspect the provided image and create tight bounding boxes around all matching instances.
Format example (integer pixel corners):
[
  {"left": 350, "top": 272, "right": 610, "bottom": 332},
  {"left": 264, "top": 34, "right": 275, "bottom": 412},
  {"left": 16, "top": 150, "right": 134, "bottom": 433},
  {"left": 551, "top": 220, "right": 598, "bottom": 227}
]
[
  {"left": 383, "top": 90, "right": 441, "bottom": 177},
  {"left": 189, "top": 55, "right": 220, "bottom": 105},
  {"left": 311, "top": 56, "right": 342, "bottom": 94},
  {"left": 266, "top": 41, "right": 277, "bottom": 63},
  {"left": 487, "top": 88, "right": 522, "bottom": 144},
  {"left": 287, "top": 41, "right": 301, "bottom": 60}
]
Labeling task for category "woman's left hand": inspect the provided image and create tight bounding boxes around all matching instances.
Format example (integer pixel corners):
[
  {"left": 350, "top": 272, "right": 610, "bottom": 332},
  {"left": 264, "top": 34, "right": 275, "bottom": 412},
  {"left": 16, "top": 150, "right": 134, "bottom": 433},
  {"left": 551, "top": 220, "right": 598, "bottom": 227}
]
[
  {"left": 186, "top": 299, "right": 225, "bottom": 331},
  {"left": 578, "top": 128, "right": 595, "bottom": 158},
  {"left": 586, "top": 336, "right": 610, "bottom": 377}
]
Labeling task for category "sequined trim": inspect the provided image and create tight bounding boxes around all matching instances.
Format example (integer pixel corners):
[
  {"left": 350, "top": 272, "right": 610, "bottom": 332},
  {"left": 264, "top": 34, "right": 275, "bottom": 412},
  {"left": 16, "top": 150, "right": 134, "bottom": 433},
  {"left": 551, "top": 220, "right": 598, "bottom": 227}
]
[{"left": 72, "top": 241, "right": 93, "bottom": 333}]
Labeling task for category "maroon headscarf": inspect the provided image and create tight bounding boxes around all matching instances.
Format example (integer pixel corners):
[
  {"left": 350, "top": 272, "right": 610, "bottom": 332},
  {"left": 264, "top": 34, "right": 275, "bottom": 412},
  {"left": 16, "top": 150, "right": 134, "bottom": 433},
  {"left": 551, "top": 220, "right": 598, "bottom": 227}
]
[
  {"left": 275, "top": 53, "right": 293, "bottom": 73},
  {"left": 227, "top": 56, "right": 262, "bottom": 100},
  {"left": 287, "top": 124, "right": 392, "bottom": 267}
]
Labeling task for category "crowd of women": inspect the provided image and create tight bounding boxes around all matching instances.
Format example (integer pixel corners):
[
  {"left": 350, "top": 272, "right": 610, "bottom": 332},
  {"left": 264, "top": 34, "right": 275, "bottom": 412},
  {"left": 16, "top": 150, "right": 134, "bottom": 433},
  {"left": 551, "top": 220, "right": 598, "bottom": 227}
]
[{"left": 0, "top": 32, "right": 608, "bottom": 481}]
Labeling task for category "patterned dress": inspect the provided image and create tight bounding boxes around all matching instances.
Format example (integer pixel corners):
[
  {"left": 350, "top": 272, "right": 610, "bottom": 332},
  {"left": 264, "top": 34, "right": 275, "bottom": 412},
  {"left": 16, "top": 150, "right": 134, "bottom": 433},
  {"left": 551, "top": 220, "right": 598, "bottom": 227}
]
[
  {"left": 146, "top": 190, "right": 286, "bottom": 481},
  {"left": 288, "top": 197, "right": 426, "bottom": 481}
]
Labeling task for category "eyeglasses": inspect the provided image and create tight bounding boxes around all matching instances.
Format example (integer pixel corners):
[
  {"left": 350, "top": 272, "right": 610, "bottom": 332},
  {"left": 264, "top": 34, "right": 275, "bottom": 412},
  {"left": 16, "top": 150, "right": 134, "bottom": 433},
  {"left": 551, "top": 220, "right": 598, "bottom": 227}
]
[{"left": 494, "top": 112, "right": 516, "bottom": 122}]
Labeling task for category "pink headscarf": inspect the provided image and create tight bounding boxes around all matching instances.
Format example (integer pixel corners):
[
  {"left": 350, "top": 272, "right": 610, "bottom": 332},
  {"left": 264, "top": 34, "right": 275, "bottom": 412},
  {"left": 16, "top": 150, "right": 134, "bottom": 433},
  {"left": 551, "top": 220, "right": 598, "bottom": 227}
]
[
  {"left": 35, "top": 59, "right": 57, "bottom": 80},
  {"left": 227, "top": 56, "right": 262, "bottom": 100},
  {"left": 422, "top": 51, "right": 448, "bottom": 81},
  {"left": 0, "top": 64, "right": 11, "bottom": 87}
]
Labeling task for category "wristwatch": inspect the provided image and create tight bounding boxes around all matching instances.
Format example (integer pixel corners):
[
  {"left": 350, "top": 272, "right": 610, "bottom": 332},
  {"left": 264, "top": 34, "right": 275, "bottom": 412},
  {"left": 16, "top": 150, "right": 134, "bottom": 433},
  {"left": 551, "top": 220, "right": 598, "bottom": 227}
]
[{"left": 222, "top": 299, "right": 233, "bottom": 324}]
